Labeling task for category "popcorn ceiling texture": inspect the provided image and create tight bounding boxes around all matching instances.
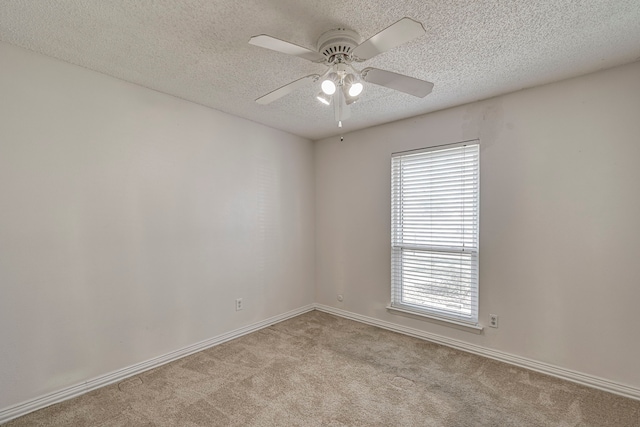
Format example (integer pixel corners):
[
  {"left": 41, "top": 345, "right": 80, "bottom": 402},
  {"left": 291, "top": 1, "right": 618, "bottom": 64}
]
[{"left": 1, "top": 0, "right": 639, "bottom": 140}]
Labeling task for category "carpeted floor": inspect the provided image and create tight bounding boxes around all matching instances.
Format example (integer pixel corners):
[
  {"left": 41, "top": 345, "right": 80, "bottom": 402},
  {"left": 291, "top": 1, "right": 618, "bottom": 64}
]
[{"left": 5, "top": 311, "right": 640, "bottom": 426}]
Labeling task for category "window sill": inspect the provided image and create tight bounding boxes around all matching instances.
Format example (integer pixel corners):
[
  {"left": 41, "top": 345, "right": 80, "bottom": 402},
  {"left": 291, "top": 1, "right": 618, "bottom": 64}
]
[{"left": 386, "top": 305, "right": 484, "bottom": 334}]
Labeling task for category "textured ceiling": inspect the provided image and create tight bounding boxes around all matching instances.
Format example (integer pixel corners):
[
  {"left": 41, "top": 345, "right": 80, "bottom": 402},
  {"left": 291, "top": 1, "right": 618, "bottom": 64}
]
[{"left": 1, "top": 1, "right": 639, "bottom": 140}]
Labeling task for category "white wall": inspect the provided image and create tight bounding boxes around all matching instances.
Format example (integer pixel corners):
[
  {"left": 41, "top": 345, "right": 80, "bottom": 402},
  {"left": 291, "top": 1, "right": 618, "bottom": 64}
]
[
  {"left": 2, "top": 37, "right": 639, "bottom": 412},
  {"left": 315, "top": 61, "right": 640, "bottom": 389},
  {"left": 0, "top": 42, "right": 315, "bottom": 409}
]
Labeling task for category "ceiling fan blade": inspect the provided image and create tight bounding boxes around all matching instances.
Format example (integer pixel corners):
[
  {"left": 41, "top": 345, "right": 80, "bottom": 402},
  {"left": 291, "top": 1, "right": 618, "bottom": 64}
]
[
  {"left": 255, "top": 74, "right": 320, "bottom": 105},
  {"left": 362, "top": 68, "right": 433, "bottom": 98},
  {"left": 352, "top": 17, "right": 425, "bottom": 61},
  {"left": 249, "top": 35, "right": 326, "bottom": 62}
]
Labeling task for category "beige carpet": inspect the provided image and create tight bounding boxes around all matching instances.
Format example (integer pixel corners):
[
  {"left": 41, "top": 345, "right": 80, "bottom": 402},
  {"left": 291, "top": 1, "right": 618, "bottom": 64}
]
[{"left": 5, "top": 311, "right": 640, "bottom": 426}]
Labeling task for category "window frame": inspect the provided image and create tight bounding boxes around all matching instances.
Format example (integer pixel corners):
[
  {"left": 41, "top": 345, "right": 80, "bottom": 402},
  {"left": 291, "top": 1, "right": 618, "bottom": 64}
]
[{"left": 389, "top": 140, "right": 480, "bottom": 329}]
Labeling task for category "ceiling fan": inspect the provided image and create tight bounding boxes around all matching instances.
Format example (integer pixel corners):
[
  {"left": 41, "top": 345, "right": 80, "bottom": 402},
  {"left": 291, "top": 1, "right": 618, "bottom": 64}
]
[{"left": 248, "top": 17, "right": 434, "bottom": 127}]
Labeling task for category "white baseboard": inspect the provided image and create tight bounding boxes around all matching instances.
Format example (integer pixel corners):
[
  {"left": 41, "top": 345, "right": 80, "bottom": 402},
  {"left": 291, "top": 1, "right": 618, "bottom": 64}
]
[
  {"left": 313, "top": 304, "right": 640, "bottom": 401},
  {"left": 0, "top": 304, "right": 315, "bottom": 425},
  {"left": 3, "top": 302, "right": 638, "bottom": 424}
]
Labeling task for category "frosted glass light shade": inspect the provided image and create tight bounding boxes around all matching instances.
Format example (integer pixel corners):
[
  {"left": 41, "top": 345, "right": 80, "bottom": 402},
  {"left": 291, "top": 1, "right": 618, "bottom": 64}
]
[
  {"left": 316, "top": 91, "right": 331, "bottom": 105},
  {"left": 349, "top": 82, "right": 363, "bottom": 96},
  {"left": 321, "top": 79, "right": 336, "bottom": 95}
]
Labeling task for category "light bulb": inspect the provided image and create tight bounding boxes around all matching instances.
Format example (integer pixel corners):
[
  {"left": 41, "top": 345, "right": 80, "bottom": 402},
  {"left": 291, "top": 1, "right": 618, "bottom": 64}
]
[
  {"left": 321, "top": 79, "right": 336, "bottom": 95},
  {"left": 348, "top": 82, "right": 363, "bottom": 97}
]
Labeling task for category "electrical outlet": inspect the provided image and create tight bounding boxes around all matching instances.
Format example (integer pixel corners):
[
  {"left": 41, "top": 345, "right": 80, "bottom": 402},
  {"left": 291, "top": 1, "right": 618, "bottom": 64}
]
[
  {"left": 489, "top": 314, "right": 498, "bottom": 328},
  {"left": 235, "top": 298, "right": 243, "bottom": 311}
]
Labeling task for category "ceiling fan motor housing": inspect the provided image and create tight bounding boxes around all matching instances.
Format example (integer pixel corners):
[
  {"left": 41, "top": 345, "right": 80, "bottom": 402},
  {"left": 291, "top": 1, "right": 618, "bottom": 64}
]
[{"left": 316, "top": 29, "right": 360, "bottom": 62}]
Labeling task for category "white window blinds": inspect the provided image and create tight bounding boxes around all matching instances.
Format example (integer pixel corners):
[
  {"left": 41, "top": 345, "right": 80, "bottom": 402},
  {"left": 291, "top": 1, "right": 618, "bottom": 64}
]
[{"left": 391, "top": 142, "right": 479, "bottom": 324}]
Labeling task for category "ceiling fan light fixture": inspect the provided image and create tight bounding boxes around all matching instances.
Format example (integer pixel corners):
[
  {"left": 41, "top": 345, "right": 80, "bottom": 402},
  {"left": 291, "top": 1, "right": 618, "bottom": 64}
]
[
  {"left": 342, "top": 77, "right": 361, "bottom": 105},
  {"left": 316, "top": 91, "right": 332, "bottom": 105},
  {"left": 321, "top": 80, "right": 336, "bottom": 95},
  {"left": 349, "top": 82, "right": 363, "bottom": 97},
  {"left": 321, "top": 72, "right": 339, "bottom": 95},
  {"left": 343, "top": 73, "right": 364, "bottom": 98}
]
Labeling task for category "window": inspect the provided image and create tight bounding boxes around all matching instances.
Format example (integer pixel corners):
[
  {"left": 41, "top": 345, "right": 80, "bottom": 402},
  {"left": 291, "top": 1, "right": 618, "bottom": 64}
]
[{"left": 391, "top": 141, "right": 479, "bottom": 326}]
